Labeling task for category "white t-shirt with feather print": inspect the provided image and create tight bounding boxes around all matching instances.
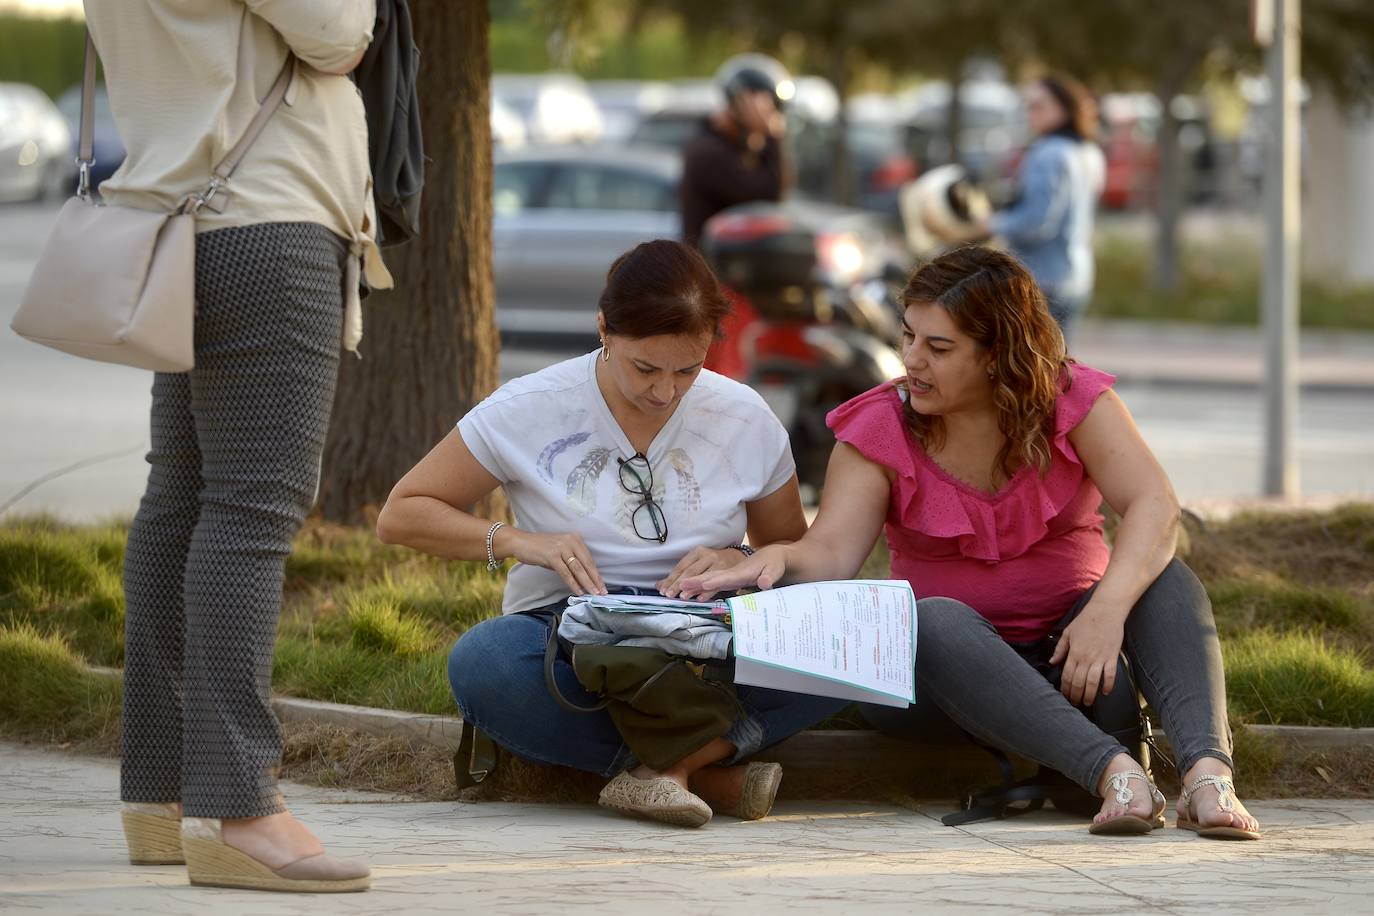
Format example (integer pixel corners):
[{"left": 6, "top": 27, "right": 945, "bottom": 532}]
[{"left": 457, "top": 352, "right": 796, "bottom": 615}]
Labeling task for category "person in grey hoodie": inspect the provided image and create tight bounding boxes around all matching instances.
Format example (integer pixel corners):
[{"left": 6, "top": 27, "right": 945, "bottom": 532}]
[{"left": 983, "top": 73, "right": 1104, "bottom": 343}]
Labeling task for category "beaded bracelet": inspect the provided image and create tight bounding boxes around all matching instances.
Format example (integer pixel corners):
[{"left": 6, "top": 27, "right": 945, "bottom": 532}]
[
  {"left": 730, "top": 543, "right": 756, "bottom": 557},
  {"left": 485, "top": 521, "right": 505, "bottom": 571}
]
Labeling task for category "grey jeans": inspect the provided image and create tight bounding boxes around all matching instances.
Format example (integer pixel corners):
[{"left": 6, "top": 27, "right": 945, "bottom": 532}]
[{"left": 908, "top": 558, "right": 1232, "bottom": 795}]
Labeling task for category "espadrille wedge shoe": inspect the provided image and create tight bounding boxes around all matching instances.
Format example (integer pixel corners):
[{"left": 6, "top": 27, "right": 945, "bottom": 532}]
[
  {"left": 121, "top": 803, "right": 184, "bottom": 865},
  {"left": 181, "top": 818, "right": 371, "bottom": 893}
]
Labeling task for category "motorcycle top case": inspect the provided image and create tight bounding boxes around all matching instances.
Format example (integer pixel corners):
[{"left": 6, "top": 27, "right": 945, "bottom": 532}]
[{"left": 700, "top": 205, "right": 821, "bottom": 319}]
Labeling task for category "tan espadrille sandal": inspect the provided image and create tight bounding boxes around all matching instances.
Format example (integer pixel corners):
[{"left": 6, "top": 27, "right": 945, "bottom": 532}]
[
  {"left": 121, "top": 803, "right": 184, "bottom": 865},
  {"left": 1088, "top": 770, "right": 1167, "bottom": 836},
  {"left": 719, "top": 762, "right": 783, "bottom": 821},
  {"left": 1177, "top": 774, "right": 1262, "bottom": 840},
  {"left": 598, "top": 772, "right": 713, "bottom": 828},
  {"left": 180, "top": 818, "right": 371, "bottom": 892}
]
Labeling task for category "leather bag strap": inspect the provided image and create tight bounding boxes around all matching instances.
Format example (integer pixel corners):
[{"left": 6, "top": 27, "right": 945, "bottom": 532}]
[{"left": 78, "top": 29, "right": 295, "bottom": 204}]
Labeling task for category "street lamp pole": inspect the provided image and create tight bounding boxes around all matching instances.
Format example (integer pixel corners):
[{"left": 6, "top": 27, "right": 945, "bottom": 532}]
[{"left": 1261, "top": 0, "right": 1301, "bottom": 498}]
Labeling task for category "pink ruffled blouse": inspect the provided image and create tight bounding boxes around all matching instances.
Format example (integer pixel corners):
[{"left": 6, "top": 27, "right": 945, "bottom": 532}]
[{"left": 826, "top": 363, "right": 1116, "bottom": 642}]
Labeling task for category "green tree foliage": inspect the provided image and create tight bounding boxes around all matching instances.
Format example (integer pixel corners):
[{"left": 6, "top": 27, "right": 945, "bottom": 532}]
[{"left": 0, "top": 14, "right": 86, "bottom": 101}]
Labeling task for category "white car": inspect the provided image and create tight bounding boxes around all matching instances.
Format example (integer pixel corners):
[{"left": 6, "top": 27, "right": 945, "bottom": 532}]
[
  {"left": 492, "top": 73, "right": 604, "bottom": 146},
  {"left": 0, "top": 83, "right": 74, "bottom": 203}
]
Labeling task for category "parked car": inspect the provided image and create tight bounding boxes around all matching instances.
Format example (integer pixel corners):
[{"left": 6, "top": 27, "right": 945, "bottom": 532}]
[
  {"left": 1093, "top": 92, "right": 1220, "bottom": 209},
  {"left": 493, "top": 145, "right": 681, "bottom": 349},
  {"left": 842, "top": 104, "right": 920, "bottom": 220},
  {"left": 0, "top": 83, "right": 75, "bottom": 203},
  {"left": 587, "top": 79, "right": 673, "bottom": 143},
  {"left": 55, "top": 82, "right": 123, "bottom": 190},
  {"left": 492, "top": 74, "right": 604, "bottom": 146},
  {"left": 491, "top": 95, "right": 527, "bottom": 149},
  {"left": 626, "top": 79, "right": 718, "bottom": 151},
  {"left": 898, "top": 79, "right": 1026, "bottom": 186}
]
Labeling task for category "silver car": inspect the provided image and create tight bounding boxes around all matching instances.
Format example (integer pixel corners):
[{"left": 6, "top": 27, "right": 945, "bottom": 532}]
[
  {"left": 0, "top": 83, "right": 74, "bottom": 203},
  {"left": 494, "top": 145, "right": 681, "bottom": 351}
]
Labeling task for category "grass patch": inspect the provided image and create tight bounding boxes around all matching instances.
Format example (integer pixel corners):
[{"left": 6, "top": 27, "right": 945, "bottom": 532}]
[
  {"left": 0, "top": 623, "right": 121, "bottom": 748},
  {"left": 2, "top": 502, "right": 1372, "bottom": 783},
  {"left": 1186, "top": 503, "right": 1374, "bottom": 662},
  {"left": 1093, "top": 232, "right": 1374, "bottom": 330},
  {"left": 1223, "top": 630, "right": 1374, "bottom": 728}
]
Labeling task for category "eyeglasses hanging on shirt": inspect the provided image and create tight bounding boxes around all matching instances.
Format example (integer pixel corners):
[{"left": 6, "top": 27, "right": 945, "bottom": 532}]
[{"left": 617, "top": 453, "right": 668, "bottom": 544}]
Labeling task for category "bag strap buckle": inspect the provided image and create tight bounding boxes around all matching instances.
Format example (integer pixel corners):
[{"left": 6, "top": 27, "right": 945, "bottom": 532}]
[{"left": 76, "top": 160, "right": 93, "bottom": 200}]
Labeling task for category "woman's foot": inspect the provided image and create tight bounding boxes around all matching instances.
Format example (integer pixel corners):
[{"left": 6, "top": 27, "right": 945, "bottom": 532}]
[
  {"left": 689, "top": 762, "right": 783, "bottom": 820},
  {"left": 1177, "top": 760, "right": 1261, "bottom": 840},
  {"left": 1089, "top": 753, "right": 1165, "bottom": 835},
  {"left": 221, "top": 811, "right": 325, "bottom": 869},
  {"left": 182, "top": 810, "right": 370, "bottom": 892},
  {"left": 598, "top": 771, "right": 712, "bottom": 828}
]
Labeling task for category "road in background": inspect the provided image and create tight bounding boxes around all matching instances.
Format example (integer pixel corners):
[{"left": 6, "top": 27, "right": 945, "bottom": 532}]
[{"left": 3, "top": 200, "right": 1372, "bottom": 522}]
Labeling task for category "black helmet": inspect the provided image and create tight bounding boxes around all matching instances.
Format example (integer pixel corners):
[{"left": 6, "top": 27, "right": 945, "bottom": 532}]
[{"left": 715, "top": 53, "right": 793, "bottom": 111}]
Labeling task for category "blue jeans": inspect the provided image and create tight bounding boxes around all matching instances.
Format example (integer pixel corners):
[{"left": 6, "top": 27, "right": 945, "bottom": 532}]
[{"left": 447, "top": 607, "right": 849, "bottom": 778}]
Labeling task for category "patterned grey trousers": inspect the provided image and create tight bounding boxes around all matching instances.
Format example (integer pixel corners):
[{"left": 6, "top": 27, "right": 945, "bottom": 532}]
[{"left": 121, "top": 222, "right": 347, "bottom": 818}]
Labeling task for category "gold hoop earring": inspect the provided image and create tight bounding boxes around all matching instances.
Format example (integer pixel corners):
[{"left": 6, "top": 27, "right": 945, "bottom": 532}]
[{"left": 601, "top": 345, "right": 610, "bottom": 363}]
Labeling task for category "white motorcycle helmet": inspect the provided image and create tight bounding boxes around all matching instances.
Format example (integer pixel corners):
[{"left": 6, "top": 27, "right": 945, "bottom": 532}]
[
  {"left": 715, "top": 53, "right": 795, "bottom": 113},
  {"left": 898, "top": 164, "right": 992, "bottom": 257}
]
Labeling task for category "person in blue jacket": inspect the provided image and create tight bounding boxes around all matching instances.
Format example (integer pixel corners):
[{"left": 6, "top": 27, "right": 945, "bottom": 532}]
[{"left": 982, "top": 74, "right": 1104, "bottom": 342}]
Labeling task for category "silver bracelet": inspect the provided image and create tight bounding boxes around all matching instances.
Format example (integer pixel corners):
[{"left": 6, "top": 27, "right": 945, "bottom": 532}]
[
  {"left": 730, "top": 543, "right": 756, "bottom": 557},
  {"left": 485, "top": 521, "right": 505, "bottom": 571}
]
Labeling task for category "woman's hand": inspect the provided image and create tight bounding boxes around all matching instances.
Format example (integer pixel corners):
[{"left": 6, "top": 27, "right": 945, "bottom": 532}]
[
  {"left": 504, "top": 529, "right": 607, "bottom": 596},
  {"left": 678, "top": 544, "right": 790, "bottom": 598},
  {"left": 656, "top": 547, "right": 747, "bottom": 599},
  {"left": 1049, "top": 599, "right": 1128, "bottom": 707}
]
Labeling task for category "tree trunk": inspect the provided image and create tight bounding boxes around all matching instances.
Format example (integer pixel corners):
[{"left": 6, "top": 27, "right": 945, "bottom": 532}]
[
  {"left": 1152, "top": 75, "right": 1188, "bottom": 293},
  {"left": 318, "top": 0, "right": 502, "bottom": 525}
]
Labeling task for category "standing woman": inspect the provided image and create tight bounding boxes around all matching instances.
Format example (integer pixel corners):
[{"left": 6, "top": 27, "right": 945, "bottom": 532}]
[
  {"left": 95, "top": 0, "right": 391, "bottom": 893},
  {"left": 982, "top": 73, "right": 1104, "bottom": 341}
]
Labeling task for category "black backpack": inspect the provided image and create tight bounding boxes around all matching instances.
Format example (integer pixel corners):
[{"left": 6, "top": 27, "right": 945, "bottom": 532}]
[{"left": 353, "top": 0, "right": 424, "bottom": 247}]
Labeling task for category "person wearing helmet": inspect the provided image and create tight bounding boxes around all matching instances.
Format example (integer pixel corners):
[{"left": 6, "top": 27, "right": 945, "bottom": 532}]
[{"left": 680, "top": 54, "right": 791, "bottom": 248}]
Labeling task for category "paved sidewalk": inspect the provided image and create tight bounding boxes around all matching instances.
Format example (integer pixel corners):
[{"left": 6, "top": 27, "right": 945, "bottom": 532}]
[
  {"left": 2, "top": 743, "right": 1372, "bottom": 915},
  {"left": 1073, "top": 319, "right": 1374, "bottom": 391}
]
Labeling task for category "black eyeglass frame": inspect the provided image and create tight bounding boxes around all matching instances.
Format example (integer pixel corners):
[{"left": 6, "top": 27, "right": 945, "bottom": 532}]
[{"left": 616, "top": 452, "right": 668, "bottom": 544}]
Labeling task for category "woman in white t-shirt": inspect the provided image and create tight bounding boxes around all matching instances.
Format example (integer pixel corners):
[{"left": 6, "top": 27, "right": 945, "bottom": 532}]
[{"left": 377, "top": 240, "right": 847, "bottom": 827}]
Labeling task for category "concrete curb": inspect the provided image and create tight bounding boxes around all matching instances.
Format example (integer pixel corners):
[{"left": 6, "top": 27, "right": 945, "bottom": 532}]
[
  {"left": 266, "top": 695, "right": 1374, "bottom": 764},
  {"left": 90, "top": 669, "right": 1374, "bottom": 766},
  {"left": 272, "top": 697, "right": 466, "bottom": 751}
]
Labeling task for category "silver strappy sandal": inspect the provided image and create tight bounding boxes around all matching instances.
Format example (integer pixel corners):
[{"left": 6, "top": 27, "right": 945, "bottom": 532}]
[
  {"left": 1178, "top": 773, "right": 1262, "bottom": 840},
  {"left": 1088, "top": 770, "right": 1166, "bottom": 835}
]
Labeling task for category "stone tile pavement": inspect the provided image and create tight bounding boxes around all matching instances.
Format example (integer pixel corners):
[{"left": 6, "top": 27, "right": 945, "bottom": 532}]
[{"left": 2, "top": 742, "right": 1372, "bottom": 915}]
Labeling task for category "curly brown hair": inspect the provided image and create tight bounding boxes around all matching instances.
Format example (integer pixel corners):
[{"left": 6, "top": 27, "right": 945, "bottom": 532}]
[{"left": 899, "top": 246, "right": 1070, "bottom": 481}]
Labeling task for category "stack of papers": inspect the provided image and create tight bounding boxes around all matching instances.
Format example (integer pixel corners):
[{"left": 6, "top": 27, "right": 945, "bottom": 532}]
[{"left": 568, "top": 580, "right": 916, "bottom": 707}]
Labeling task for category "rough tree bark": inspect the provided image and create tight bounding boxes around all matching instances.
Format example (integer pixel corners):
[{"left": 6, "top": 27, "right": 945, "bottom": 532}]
[{"left": 318, "top": 0, "right": 502, "bottom": 524}]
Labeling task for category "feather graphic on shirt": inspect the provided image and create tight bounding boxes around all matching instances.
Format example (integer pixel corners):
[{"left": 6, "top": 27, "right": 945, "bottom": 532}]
[
  {"left": 667, "top": 448, "right": 701, "bottom": 515},
  {"left": 566, "top": 447, "right": 612, "bottom": 516},
  {"left": 537, "top": 432, "right": 592, "bottom": 484}
]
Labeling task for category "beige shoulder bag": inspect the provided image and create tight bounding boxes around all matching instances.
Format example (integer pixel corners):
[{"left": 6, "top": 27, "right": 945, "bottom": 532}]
[{"left": 11, "top": 33, "right": 295, "bottom": 372}]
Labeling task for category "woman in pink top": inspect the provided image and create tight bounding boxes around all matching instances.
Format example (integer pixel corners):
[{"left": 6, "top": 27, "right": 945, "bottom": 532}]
[{"left": 686, "top": 246, "right": 1260, "bottom": 840}]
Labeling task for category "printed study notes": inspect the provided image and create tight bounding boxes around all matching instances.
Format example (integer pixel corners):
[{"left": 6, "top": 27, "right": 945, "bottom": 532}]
[
  {"left": 730, "top": 580, "right": 916, "bottom": 708},
  {"left": 569, "top": 580, "right": 917, "bottom": 707}
]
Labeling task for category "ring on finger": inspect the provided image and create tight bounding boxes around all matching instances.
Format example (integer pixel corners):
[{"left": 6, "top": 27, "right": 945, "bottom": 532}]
[{"left": 566, "top": 556, "right": 579, "bottom": 565}]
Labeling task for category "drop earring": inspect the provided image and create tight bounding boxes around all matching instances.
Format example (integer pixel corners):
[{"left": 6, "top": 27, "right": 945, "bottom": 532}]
[{"left": 601, "top": 343, "right": 610, "bottom": 363}]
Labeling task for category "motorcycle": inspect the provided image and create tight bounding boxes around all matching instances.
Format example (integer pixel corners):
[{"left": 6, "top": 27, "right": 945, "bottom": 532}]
[{"left": 699, "top": 200, "right": 909, "bottom": 494}]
